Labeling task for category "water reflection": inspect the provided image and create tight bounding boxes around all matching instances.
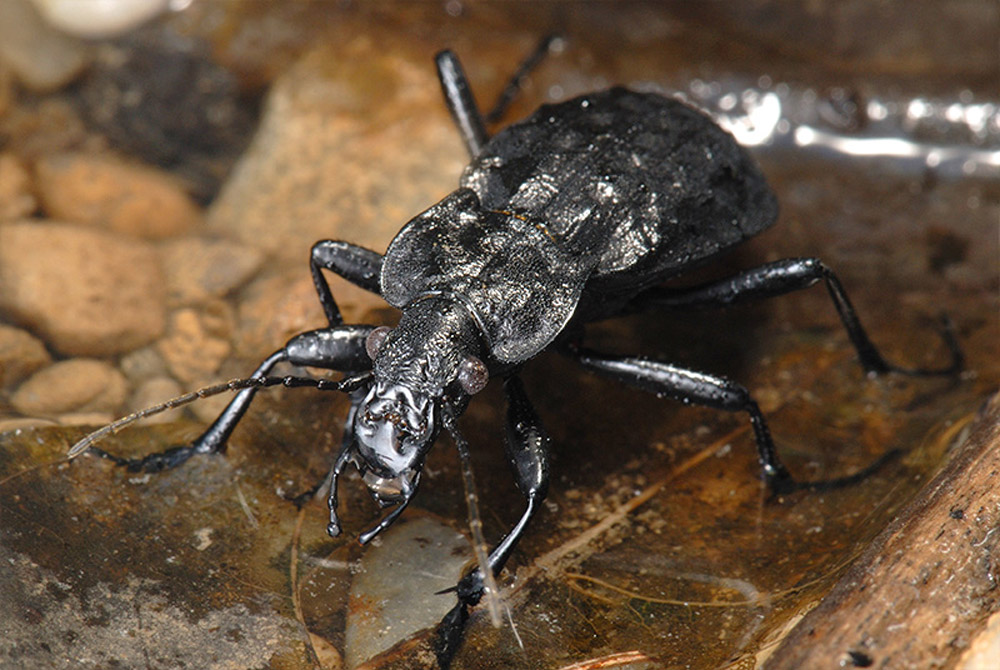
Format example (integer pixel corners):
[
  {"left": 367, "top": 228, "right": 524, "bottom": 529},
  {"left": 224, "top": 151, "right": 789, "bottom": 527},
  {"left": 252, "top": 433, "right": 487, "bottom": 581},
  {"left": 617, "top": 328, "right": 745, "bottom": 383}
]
[{"left": 653, "top": 76, "right": 1000, "bottom": 177}]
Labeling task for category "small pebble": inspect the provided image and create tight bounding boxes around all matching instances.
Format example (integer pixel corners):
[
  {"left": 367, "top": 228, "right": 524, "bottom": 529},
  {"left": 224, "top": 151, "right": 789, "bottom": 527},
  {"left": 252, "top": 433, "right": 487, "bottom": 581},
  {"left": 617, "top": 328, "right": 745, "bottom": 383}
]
[
  {"left": 118, "top": 346, "right": 168, "bottom": 383},
  {"left": 34, "top": 152, "right": 203, "bottom": 239},
  {"left": 158, "top": 237, "right": 264, "bottom": 307},
  {"left": 0, "top": 323, "right": 51, "bottom": 389},
  {"left": 0, "top": 152, "right": 36, "bottom": 220},
  {"left": 12, "top": 358, "right": 127, "bottom": 417},
  {"left": 0, "top": 0, "right": 89, "bottom": 92},
  {"left": 30, "top": 0, "right": 170, "bottom": 40},
  {"left": 57, "top": 411, "right": 116, "bottom": 427},
  {"left": 234, "top": 273, "right": 326, "bottom": 361},
  {"left": 0, "top": 221, "right": 167, "bottom": 356},
  {"left": 345, "top": 516, "right": 469, "bottom": 668},
  {"left": 157, "top": 304, "right": 233, "bottom": 384}
]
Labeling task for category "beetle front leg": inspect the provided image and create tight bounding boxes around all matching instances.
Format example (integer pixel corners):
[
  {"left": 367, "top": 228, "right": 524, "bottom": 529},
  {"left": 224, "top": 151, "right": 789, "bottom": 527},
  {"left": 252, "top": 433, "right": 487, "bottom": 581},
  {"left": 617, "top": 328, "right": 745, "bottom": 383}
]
[
  {"left": 627, "top": 257, "right": 963, "bottom": 377},
  {"left": 310, "top": 240, "right": 384, "bottom": 326},
  {"left": 434, "top": 375, "right": 550, "bottom": 666},
  {"left": 94, "top": 325, "right": 375, "bottom": 473}
]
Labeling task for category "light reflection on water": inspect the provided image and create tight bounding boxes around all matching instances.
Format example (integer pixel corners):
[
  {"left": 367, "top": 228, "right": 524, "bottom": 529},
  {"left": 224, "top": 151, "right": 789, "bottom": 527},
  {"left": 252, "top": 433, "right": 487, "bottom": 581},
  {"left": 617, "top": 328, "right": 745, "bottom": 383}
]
[{"left": 641, "top": 76, "right": 1000, "bottom": 178}]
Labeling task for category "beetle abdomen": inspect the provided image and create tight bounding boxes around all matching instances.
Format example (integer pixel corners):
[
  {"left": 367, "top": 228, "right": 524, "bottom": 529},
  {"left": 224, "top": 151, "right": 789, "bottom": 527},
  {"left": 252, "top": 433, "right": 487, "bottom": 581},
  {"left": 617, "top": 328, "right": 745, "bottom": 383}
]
[{"left": 461, "top": 88, "right": 778, "bottom": 293}]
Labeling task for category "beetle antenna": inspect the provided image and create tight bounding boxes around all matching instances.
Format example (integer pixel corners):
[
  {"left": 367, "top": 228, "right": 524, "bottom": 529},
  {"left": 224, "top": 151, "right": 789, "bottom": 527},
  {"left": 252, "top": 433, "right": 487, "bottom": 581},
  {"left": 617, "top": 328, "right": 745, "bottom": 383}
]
[
  {"left": 442, "top": 407, "right": 503, "bottom": 628},
  {"left": 67, "top": 373, "right": 370, "bottom": 459}
]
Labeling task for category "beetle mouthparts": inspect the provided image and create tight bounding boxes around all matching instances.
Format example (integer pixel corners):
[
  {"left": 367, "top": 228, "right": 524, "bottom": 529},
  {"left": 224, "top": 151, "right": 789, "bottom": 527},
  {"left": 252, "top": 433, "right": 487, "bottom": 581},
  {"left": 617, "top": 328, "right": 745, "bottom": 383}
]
[{"left": 363, "top": 468, "right": 416, "bottom": 505}]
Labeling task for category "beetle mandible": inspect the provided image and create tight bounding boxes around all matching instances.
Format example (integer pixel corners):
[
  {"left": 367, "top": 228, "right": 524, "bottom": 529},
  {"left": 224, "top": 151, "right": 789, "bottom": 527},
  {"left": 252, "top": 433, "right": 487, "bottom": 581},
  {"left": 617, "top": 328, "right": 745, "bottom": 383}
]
[{"left": 70, "top": 41, "right": 962, "bottom": 663}]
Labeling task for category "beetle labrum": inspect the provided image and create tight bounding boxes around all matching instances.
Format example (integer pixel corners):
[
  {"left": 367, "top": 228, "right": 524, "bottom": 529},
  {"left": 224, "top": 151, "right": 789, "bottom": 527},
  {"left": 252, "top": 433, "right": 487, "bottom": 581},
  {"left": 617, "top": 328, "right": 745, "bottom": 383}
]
[{"left": 69, "top": 45, "right": 962, "bottom": 663}]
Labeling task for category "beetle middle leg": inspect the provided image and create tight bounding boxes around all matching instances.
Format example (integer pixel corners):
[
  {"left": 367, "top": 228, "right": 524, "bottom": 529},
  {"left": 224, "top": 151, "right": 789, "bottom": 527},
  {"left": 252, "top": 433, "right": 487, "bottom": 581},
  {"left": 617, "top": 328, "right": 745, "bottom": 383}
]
[
  {"left": 434, "top": 375, "right": 551, "bottom": 665},
  {"left": 626, "top": 257, "right": 963, "bottom": 376}
]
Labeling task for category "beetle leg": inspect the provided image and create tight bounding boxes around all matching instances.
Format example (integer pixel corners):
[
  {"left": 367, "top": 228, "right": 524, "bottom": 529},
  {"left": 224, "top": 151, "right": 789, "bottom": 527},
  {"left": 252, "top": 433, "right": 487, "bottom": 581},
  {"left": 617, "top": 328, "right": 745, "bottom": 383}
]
[
  {"left": 310, "top": 240, "right": 384, "bottom": 326},
  {"left": 627, "top": 257, "right": 963, "bottom": 377},
  {"left": 102, "top": 326, "right": 375, "bottom": 473},
  {"left": 433, "top": 376, "right": 550, "bottom": 666},
  {"left": 573, "top": 348, "right": 796, "bottom": 491},
  {"left": 483, "top": 34, "right": 562, "bottom": 125},
  {"left": 436, "top": 36, "right": 561, "bottom": 160},
  {"left": 435, "top": 50, "right": 489, "bottom": 158},
  {"left": 287, "top": 386, "right": 367, "bottom": 509}
]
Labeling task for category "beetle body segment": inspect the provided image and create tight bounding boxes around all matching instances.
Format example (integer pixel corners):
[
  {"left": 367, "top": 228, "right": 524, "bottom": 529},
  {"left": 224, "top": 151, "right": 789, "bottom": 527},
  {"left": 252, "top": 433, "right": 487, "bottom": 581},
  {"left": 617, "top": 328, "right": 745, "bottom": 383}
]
[{"left": 383, "top": 88, "right": 778, "bottom": 363}]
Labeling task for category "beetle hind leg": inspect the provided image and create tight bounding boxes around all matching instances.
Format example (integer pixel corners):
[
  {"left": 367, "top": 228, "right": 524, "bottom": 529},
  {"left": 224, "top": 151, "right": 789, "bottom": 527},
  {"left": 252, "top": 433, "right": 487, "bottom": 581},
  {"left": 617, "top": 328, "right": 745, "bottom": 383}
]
[
  {"left": 627, "top": 257, "right": 963, "bottom": 377},
  {"left": 570, "top": 347, "right": 900, "bottom": 494},
  {"left": 436, "top": 35, "right": 561, "bottom": 160}
]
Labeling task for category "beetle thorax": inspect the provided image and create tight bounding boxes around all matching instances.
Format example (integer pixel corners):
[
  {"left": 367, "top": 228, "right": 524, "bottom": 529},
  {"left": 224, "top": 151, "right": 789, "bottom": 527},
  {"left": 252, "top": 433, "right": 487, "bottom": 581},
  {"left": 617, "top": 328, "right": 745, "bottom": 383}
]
[{"left": 373, "top": 297, "right": 487, "bottom": 398}]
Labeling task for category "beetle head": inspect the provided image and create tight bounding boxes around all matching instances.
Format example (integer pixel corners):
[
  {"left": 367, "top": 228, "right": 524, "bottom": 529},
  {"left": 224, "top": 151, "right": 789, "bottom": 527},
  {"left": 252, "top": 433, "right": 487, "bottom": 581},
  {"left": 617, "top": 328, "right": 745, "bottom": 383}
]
[
  {"left": 353, "top": 380, "right": 433, "bottom": 507},
  {"left": 327, "top": 298, "right": 489, "bottom": 543}
]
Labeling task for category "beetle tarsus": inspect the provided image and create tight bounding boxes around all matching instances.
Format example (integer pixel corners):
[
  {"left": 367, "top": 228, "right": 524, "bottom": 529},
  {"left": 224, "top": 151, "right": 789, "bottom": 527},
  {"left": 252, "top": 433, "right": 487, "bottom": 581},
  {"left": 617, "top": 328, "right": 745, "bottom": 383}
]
[{"left": 433, "top": 601, "right": 471, "bottom": 668}]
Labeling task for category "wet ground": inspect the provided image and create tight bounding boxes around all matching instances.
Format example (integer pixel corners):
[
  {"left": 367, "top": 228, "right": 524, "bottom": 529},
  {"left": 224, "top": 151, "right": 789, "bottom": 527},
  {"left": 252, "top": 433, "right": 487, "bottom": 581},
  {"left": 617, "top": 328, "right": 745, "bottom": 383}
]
[{"left": 0, "top": 2, "right": 998, "bottom": 669}]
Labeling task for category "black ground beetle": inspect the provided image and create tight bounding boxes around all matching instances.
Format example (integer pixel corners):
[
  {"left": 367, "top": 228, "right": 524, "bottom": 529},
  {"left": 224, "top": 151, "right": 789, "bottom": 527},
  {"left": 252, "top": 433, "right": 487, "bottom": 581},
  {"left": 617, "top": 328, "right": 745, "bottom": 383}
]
[{"left": 71, "top": 41, "right": 962, "bottom": 665}]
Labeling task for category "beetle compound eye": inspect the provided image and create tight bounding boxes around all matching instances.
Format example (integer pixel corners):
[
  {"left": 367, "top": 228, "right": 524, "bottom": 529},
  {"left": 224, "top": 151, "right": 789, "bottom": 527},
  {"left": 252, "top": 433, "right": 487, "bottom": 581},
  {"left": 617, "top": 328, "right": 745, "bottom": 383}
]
[
  {"left": 365, "top": 326, "right": 392, "bottom": 360},
  {"left": 458, "top": 356, "right": 489, "bottom": 394}
]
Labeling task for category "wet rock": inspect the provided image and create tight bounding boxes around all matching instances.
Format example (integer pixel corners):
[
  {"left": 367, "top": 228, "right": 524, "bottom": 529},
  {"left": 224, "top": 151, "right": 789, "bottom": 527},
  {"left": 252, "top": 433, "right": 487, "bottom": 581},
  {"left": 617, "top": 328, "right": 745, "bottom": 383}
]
[
  {"left": 0, "top": 416, "right": 58, "bottom": 434},
  {"left": 157, "top": 303, "right": 234, "bottom": 384},
  {"left": 0, "top": 0, "right": 89, "bottom": 92},
  {"left": 158, "top": 236, "right": 264, "bottom": 307},
  {"left": 128, "top": 376, "right": 185, "bottom": 425},
  {"left": 11, "top": 358, "right": 128, "bottom": 418},
  {"left": 74, "top": 28, "right": 259, "bottom": 201},
  {"left": 345, "top": 515, "right": 470, "bottom": 668},
  {"left": 206, "top": 37, "right": 465, "bottom": 283},
  {"left": 0, "top": 324, "right": 51, "bottom": 389},
  {"left": 34, "top": 152, "right": 203, "bottom": 239},
  {"left": 0, "top": 153, "right": 36, "bottom": 220},
  {"left": 0, "top": 221, "right": 166, "bottom": 357}
]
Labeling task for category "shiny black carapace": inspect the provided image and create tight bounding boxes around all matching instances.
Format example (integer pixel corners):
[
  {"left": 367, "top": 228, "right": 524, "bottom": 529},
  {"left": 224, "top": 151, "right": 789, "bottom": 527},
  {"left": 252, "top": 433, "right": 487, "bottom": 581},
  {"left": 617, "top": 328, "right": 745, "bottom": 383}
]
[{"left": 72, "top": 42, "right": 962, "bottom": 665}]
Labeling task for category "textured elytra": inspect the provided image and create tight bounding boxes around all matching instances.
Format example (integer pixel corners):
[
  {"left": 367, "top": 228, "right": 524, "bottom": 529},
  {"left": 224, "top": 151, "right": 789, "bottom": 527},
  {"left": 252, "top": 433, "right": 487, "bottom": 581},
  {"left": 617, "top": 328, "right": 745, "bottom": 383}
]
[{"left": 382, "top": 89, "right": 777, "bottom": 362}]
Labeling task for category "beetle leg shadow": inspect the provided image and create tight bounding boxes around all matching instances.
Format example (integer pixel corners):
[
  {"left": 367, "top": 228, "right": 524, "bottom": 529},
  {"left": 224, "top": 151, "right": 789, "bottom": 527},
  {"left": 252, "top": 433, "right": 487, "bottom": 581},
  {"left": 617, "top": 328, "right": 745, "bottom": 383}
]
[{"left": 774, "top": 448, "right": 902, "bottom": 495}]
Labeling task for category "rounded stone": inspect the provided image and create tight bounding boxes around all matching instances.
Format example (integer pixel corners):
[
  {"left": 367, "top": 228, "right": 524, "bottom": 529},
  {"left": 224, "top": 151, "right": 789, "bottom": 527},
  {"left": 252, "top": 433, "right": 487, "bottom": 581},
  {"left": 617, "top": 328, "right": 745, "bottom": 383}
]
[
  {"left": 34, "top": 152, "right": 203, "bottom": 239},
  {"left": 157, "top": 304, "right": 233, "bottom": 384},
  {"left": 0, "top": 323, "right": 51, "bottom": 389},
  {"left": 128, "top": 376, "right": 185, "bottom": 425},
  {"left": 11, "top": 358, "right": 128, "bottom": 417},
  {"left": 158, "top": 236, "right": 263, "bottom": 307},
  {"left": 0, "top": 221, "right": 167, "bottom": 356},
  {"left": 0, "top": 152, "right": 36, "bottom": 220}
]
